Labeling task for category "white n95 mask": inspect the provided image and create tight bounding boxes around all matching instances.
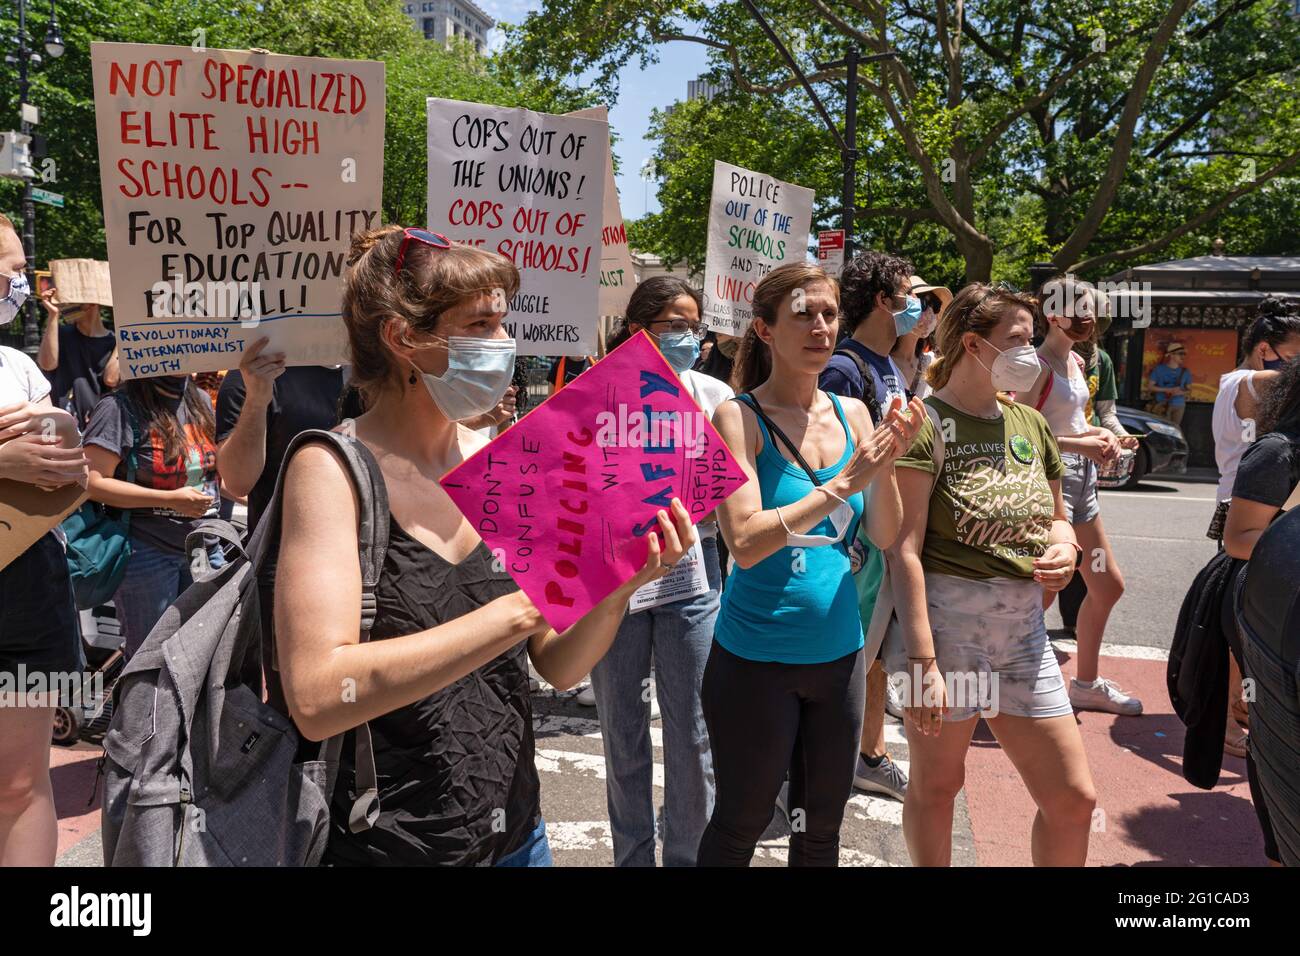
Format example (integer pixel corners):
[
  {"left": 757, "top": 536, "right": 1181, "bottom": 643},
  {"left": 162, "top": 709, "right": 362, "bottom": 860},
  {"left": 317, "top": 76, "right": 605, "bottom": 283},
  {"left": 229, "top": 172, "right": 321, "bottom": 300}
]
[{"left": 787, "top": 497, "right": 853, "bottom": 548}]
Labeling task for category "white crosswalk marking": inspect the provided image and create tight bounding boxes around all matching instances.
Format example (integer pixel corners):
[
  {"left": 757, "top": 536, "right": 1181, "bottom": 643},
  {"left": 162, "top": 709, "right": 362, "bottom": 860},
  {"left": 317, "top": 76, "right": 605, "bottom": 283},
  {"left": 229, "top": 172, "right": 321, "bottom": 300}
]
[
  {"left": 536, "top": 748, "right": 666, "bottom": 788},
  {"left": 546, "top": 820, "right": 897, "bottom": 866},
  {"left": 846, "top": 792, "right": 904, "bottom": 826},
  {"left": 534, "top": 713, "right": 663, "bottom": 748},
  {"left": 533, "top": 704, "right": 924, "bottom": 866}
]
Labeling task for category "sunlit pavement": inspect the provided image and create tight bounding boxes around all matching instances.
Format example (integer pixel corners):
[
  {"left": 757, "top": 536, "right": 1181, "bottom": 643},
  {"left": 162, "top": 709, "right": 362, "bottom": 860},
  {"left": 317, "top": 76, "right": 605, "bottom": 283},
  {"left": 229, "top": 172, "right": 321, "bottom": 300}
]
[{"left": 53, "top": 476, "right": 1268, "bottom": 866}]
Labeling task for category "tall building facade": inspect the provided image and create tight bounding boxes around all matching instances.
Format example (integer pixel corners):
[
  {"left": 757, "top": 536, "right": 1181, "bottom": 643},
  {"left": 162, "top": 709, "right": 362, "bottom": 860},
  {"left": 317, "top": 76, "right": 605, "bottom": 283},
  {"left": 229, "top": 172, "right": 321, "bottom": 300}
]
[
  {"left": 687, "top": 76, "right": 728, "bottom": 102},
  {"left": 400, "top": 0, "right": 494, "bottom": 54}
]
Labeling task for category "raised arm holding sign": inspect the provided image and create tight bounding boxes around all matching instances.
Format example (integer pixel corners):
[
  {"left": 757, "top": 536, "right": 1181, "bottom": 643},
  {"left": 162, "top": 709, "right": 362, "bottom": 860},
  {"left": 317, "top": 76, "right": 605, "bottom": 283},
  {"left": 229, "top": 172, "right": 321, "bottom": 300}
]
[
  {"left": 440, "top": 331, "right": 750, "bottom": 632},
  {"left": 91, "top": 42, "right": 385, "bottom": 379}
]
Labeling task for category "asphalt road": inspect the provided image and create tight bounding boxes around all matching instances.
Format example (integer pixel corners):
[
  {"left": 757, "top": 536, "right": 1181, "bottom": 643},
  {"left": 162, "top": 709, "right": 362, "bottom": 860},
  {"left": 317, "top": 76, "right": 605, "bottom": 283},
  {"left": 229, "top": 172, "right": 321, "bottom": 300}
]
[
  {"left": 1045, "top": 476, "right": 1219, "bottom": 650},
  {"left": 53, "top": 474, "right": 1223, "bottom": 867}
]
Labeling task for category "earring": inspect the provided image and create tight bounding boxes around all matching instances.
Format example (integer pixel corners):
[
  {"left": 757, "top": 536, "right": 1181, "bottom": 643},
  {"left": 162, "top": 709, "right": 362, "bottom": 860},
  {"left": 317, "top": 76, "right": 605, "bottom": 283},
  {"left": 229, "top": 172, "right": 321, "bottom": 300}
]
[{"left": 409, "top": 369, "right": 417, "bottom": 385}]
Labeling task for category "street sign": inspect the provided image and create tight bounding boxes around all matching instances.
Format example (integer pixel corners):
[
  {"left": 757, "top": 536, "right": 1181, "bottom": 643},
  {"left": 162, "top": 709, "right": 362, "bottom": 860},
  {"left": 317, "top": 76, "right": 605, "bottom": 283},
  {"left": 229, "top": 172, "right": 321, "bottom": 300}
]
[
  {"left": 818, "top": 229, "right": 845, "bottom": 275},
  {"left": 32, "top": 188, "right": 63, "bottom": 208}
]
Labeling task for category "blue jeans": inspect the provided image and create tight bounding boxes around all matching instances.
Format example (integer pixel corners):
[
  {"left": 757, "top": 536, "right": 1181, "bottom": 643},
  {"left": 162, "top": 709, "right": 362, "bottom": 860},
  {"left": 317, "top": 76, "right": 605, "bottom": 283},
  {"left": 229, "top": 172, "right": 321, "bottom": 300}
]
[
  {"left": 494, "top": 817, "right": 553, "bottom": 867},
  {"left": 114, "top": 537, "right": 197, "bottom": 660},
  {"left": 590, "top": 534, "right": 720, "bottom": 866}
]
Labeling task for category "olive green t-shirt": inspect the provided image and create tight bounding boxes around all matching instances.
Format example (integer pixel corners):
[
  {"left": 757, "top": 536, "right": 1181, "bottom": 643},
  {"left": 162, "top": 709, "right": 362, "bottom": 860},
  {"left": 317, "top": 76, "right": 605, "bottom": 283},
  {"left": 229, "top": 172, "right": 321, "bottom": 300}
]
[{"left": 898, "top": 397, "right": 1064, "bottom": 580}]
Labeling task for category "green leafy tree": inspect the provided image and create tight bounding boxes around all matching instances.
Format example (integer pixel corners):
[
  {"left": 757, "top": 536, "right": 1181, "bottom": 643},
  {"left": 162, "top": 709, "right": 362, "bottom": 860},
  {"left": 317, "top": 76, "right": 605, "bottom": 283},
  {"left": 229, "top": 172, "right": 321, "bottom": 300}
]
[
  {"left": 503, "top": 0, "right": 1300, "bottom": 283},
  {"left": 0, "top": 0, "right": 586, "bottom": 296}
]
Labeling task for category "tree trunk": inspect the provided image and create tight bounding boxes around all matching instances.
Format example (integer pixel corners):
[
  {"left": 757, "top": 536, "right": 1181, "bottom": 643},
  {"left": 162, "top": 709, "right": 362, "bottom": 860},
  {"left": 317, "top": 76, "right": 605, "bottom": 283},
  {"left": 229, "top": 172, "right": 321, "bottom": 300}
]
[{"left": 956, "top": 234, "right": 993, "bottom": 284}]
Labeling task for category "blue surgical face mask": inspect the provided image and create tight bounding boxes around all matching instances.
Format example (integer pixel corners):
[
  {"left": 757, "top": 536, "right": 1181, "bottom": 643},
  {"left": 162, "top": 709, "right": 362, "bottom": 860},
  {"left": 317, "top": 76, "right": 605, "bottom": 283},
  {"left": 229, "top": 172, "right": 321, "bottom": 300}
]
[
  {"left": 658, "top": 330, "right": 700, "bottom": 373},
  {"left": 412, "top": 336, "right": 516, "bottom": 422},
  {"left": 0, "top": 272, "right": 30, "bottom": 326},
  {"left": 1262, "top": 349, "right": 1289, "bottom": 371},
  {"left": 892, "top": 295, "right": 923, "bottom": 336}
]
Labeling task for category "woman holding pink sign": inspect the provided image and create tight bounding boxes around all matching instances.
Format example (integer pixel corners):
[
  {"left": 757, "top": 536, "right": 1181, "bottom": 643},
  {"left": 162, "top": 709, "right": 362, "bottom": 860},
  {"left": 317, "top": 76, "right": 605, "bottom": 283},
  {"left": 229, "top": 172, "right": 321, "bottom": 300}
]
[
  {"left": 273, "top": 227, "right": 697, "bottom": 867},
  {"left": 592, "top": 276, "right": 734, "bottom": 867},
  {"left": 700, "top": 261, "right": 925, "bottom": 866}
]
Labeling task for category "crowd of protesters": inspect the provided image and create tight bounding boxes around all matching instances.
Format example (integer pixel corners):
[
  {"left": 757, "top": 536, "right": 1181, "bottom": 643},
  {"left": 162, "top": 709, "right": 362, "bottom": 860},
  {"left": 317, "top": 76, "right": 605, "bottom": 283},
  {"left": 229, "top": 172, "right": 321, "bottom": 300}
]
[{"left": 2, "top": 205, "right": 1298, "bottom": 868}]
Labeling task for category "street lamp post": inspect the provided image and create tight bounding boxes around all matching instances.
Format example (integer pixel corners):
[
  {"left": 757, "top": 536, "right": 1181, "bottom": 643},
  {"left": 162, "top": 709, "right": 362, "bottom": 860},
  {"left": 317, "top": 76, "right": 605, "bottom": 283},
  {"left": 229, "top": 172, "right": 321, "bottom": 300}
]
[
  {"left": 8, "top": 0, "right": 65, "bottom": 357},
  {"left": 738, "top": 0, "right": 895, "bottom": 261}
]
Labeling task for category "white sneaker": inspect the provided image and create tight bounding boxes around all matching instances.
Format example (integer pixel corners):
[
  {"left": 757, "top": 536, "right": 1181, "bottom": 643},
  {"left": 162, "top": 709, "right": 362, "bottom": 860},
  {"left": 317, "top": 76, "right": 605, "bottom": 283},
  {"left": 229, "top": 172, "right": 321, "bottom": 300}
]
[
  {"left": 884, "top": 679, "right": 905, "bottom": 721},
  {"left": 576, "top": 683, "right": 597, "bottom": 707},
  {"left": 1069, "top": 677, "right": 1143, "bottom": 716}
]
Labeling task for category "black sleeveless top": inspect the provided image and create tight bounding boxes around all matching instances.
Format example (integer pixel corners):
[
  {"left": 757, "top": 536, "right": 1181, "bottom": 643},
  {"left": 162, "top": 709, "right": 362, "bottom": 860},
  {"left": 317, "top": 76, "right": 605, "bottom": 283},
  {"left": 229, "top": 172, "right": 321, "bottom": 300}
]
[{"left": 322, "top": 515, "right": 541, "bottom": 866}]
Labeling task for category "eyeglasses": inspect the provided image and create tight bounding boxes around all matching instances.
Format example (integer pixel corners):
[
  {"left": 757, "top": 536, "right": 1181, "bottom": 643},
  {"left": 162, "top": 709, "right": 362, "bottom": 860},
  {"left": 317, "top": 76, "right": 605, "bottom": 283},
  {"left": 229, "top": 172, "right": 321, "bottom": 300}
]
[
  {"left": 647, "top": 319, "right": 709, "bottom": 340},
  {"left": 394, "top": 228, "right": 451, "bottom": 276}
]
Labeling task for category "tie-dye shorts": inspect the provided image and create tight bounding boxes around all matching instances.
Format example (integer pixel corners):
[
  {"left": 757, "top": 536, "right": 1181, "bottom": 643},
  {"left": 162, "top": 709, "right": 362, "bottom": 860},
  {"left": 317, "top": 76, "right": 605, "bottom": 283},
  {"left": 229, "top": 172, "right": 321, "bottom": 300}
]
[{"left": 884, "top": 571, "right": 1073, "bottom": 722}]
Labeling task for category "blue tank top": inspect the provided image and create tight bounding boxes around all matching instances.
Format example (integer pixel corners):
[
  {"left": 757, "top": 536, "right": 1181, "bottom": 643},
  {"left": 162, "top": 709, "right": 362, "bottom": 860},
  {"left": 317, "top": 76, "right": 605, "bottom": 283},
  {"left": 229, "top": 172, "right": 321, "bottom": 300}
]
[{"left": 714, "top": 391, "right": 866, "bottom": 664}]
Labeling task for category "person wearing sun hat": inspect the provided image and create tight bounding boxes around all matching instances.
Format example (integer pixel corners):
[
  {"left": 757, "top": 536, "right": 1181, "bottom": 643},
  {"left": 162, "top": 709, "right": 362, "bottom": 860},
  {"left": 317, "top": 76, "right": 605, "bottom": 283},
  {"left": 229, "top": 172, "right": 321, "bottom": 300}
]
[
  {"left": 1147, "top": 341, "right": 1192, "bottom": 425},
  {"left": 891, "top": 276, "right": 951, "bottom": 400}
]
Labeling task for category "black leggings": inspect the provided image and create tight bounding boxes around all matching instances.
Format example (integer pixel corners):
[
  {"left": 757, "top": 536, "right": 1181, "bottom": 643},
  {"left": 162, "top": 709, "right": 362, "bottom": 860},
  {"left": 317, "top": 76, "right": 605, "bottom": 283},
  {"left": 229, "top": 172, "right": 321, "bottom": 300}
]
[{"left": 697, "top": 641, "right": 865, "bottom": 866}]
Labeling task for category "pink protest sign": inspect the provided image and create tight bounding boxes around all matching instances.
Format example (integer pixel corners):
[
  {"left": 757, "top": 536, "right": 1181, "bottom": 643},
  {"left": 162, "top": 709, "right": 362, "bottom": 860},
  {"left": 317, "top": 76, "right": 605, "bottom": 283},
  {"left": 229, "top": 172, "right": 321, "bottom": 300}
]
[{"left": 441, "top": 331, "right": 749, "bottom": 631}]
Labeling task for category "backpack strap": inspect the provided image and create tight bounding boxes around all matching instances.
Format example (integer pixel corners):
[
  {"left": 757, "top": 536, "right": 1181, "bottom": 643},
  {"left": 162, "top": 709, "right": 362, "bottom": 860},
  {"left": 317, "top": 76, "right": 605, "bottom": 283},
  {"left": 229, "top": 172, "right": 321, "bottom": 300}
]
[
  {"left": 252, "top": 428, "right": 387, "bottom": 834},
  {"left": 832, "top": 345, "right": 882, "bottom": 425}
]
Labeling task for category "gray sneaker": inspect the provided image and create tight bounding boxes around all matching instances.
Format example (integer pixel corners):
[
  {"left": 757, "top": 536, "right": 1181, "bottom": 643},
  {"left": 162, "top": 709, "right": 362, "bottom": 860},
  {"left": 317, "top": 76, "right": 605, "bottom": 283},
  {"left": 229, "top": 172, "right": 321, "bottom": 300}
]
[{"left": 854, "top": 753, "right": 908, "bottom": 800}]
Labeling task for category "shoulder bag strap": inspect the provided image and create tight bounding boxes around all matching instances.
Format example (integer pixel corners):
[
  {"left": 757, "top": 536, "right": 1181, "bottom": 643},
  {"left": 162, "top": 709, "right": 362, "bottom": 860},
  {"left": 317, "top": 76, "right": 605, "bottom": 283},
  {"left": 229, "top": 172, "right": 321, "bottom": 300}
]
[{"left": 736, "top": 392, "right": 823, "bottom": 486}]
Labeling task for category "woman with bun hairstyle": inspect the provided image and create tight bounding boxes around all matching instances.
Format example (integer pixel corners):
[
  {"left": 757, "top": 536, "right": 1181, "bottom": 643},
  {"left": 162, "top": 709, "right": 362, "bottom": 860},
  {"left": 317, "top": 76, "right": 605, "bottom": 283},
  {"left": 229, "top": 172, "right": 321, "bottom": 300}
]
[
  {"left": 273, "top": 227, "right": 697, "bottom": 866},
  {"left": 700, "top": 262, "right": 924, "bottom": 866},
  {"left": 885, "top": 284, "right": 1096, "bottom": 867}
]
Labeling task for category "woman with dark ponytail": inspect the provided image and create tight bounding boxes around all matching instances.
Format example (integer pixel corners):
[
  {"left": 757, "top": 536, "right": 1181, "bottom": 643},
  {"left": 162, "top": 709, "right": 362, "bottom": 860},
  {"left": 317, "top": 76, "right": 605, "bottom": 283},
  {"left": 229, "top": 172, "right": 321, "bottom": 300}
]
[
  {"left": 590, "top": 275, "right": 732, "bottom": 866},
  {"left": 1222, "top": 353, "right": 1300, "bottom": 866},
  {"left": 1209, "top": 296, "right": 1300, "bottom": 540}
]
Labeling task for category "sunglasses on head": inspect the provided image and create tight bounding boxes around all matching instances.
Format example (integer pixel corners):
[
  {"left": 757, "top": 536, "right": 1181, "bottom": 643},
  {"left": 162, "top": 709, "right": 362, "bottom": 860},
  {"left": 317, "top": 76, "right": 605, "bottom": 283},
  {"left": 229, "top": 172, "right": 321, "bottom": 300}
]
[{"left": 394, "top": 227, "right": 451, "bottom": 277}]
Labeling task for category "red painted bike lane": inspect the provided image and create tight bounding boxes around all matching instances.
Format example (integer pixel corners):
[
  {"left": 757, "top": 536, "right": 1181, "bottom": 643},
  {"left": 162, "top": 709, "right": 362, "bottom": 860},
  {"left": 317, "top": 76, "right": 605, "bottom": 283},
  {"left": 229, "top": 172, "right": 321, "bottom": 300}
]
[{"left": 963, "top": 650, "right": 1269, "bottom": 866}]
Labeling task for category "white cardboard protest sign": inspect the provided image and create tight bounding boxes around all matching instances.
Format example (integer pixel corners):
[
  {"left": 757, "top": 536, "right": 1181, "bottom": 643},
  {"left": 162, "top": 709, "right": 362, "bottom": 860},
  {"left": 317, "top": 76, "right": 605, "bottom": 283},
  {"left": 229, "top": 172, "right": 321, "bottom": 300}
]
[
  {"left": 567, "top": 107, "right": 635, "bottom": 318},
  {"left": 427, "top": 98, "right": 605, "bottom": 354},
  {"left": 50, "top": 260, "right": 114, "bottom": 307},
  {"left": 91, "top": 42, "right": 385, "bottom": 379},
  {"left": 702, "top": 160, "right": 814, "bottom": 335}
]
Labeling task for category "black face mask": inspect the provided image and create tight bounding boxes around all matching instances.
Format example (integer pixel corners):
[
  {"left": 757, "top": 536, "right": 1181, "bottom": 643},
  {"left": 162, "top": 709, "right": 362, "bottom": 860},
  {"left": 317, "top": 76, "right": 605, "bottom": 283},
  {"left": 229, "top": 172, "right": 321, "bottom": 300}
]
[{"left": 153, "top": 375, "right": 188, "bottom": 397}]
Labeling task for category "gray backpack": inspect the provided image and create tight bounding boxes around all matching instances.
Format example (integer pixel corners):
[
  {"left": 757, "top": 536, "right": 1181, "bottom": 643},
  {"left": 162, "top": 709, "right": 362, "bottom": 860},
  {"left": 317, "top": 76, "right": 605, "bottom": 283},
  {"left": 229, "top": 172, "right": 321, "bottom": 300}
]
[{"left": 101, "top": 430, "right": 386, "bottom": 866}]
